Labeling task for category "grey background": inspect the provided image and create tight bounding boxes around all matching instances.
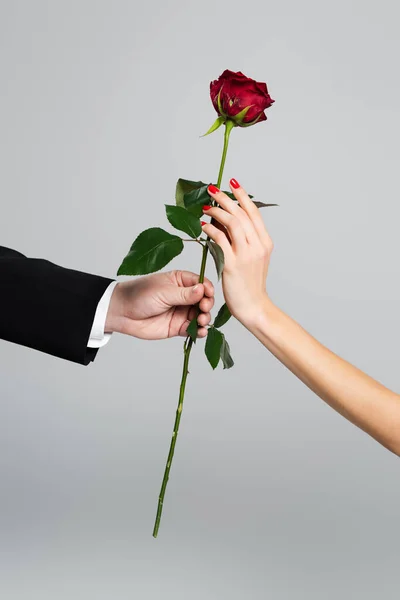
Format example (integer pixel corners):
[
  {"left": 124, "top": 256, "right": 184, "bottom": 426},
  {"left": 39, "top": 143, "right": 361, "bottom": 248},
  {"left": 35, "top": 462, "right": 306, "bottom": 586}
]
[{"left": 0, "top": 0, "right": 399, "bottom": 598}]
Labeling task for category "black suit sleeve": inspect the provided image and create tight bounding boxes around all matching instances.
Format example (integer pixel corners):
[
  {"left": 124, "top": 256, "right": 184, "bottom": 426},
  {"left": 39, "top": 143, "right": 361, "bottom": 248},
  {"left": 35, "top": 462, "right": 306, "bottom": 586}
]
[{"left": 0, "top": 246, "right": 115, "bottom": 365}]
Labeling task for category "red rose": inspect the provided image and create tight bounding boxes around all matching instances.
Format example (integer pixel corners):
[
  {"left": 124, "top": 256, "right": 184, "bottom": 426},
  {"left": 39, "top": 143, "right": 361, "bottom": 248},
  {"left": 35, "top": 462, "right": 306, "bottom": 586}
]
[{"left": 210, "top": 69, "right": 274, "bottom": 127}]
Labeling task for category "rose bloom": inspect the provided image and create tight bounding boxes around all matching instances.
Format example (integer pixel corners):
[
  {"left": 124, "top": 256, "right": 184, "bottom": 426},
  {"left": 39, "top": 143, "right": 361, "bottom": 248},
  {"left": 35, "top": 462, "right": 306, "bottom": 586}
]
[{"left": 210, "top": 69, "right": 274, "bottom": 127}]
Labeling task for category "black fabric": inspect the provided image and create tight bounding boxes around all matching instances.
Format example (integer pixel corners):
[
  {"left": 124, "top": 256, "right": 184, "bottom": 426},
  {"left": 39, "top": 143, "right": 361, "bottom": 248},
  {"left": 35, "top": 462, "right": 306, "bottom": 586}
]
[{"left": 0, "top": 246, "right": 115, "bottom": 365}]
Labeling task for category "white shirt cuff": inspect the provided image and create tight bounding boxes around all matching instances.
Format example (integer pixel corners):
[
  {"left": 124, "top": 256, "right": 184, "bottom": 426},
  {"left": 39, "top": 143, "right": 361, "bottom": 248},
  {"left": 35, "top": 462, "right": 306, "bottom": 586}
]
[{"left": 87, "top": 280, "right": 118, "bottom": 348}]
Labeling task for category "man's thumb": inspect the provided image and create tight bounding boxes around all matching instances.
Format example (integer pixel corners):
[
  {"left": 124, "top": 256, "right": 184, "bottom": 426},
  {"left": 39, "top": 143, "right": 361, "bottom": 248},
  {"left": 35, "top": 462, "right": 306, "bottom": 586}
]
[{"left": 177, "top": 283, "right": 203, "bottom": 305}]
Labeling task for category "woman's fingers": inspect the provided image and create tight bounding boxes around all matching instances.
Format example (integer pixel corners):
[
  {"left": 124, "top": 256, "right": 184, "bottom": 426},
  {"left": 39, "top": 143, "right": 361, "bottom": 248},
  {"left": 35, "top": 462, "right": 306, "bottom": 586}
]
[
  {"left": 228, "top": 178, "right": 273, "bottom": 247},
  {"left": 206, "top": 185, "right": 259, "bottom": 245},
  {"left": 210, "top": 217, "right": 231, "bottom": 242},
  {"left": 201, "top": 221, "right": 234, "bottom": 264},
  {"left": 201, "top": 181, "right": 274, "bottom": 279},
  {"left": 202, "top": 205, "right": 247, "bottom": 250}
]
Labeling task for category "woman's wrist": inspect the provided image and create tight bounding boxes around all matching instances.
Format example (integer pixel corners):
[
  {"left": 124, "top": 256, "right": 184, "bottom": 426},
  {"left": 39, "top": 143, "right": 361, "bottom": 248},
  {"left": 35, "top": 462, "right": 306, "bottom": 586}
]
[{"left": 237, "top": 294, "right": 278, "bottom": 335}]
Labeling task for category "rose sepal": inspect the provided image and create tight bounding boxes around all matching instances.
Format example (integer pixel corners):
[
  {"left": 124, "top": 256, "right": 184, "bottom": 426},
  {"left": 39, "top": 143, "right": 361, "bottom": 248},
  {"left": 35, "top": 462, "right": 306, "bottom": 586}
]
[{"left": 201, "top": 116, "right": 225, "bottom": 137}]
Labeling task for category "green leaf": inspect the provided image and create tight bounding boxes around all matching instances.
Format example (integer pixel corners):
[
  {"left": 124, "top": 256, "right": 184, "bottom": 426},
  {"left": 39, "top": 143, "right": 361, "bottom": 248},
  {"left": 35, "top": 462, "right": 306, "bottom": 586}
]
[
  {"left": 227, "top": 193, "right": 278, "bottom": 208},
  {"left": 187, "top": 317, "right": 198, "bottom": 343},
  {"left": 221, "top": 191, "right": 278, "bottom": 208},
  {"left": 175, "top": 178, "right": 205, "bottom": 208},
  {"left": 220, "top": 334, "right": 234, "bottom": 369},
  {"left": 117, "top": 227, "right": 183, "bottom": 276},
  {"left": 224, "top": 191, "right": 254, "bottom": 201},
  {"left": 205, "top": 326, "right": 223, "bottom": 370},
  {"left": 201, "top": 116, "right": 225, "bottom": 137},
  {"left": 183, "top": 184, "right": 211, "bottom": 217},
  {"left": 165, "top": 205, "right": 202, "bottom": 239},
  {"left": 214, "top": 303, "right": 232, "bottom": 328},
  {"left": 206, "top": 240, "right": 224, "bottom": 280},
  {"left": 253, "top": 202, "right": 279, "bottom": 208}
]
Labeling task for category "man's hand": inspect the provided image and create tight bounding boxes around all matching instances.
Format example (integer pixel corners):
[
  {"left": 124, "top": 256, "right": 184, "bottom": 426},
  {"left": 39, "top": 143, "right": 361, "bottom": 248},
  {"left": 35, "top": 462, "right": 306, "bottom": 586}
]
[{"left": 104, "top": 270, "right": 215, "bottom": 340}]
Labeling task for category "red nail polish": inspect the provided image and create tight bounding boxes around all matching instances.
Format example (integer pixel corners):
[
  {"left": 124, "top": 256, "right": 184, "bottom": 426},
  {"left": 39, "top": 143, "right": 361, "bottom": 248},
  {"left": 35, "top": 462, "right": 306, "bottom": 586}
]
[
  {"left": 208, "top": 184, "right": 219, "bottom": 194},
  {"left": 202, "top": 205, "right": 211, "bottom": 211},
  {"left": 230, "top": 178, "right": 240, "bottom": 189},
  {"left": 201, "top": 221, "right": 207, "bottom": 226}
]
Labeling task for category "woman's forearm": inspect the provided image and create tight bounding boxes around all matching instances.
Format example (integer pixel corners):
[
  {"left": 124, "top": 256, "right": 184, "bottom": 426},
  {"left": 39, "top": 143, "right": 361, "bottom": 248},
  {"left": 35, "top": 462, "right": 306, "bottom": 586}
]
[
  {"left": 201, "top": 181, "right": 400, "bottom": 455},
  {"left": 245, "top": 298, "right": 400, "bottom": 456}
]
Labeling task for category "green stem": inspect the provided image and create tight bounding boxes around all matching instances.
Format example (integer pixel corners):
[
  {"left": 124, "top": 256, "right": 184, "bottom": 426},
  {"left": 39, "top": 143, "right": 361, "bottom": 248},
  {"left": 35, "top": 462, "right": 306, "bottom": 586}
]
[
  {"left": 216, "top": 119, "right": 235, "bottom": 190},
  {"left": 152, "top": 119, "right": 235, "bottom": 538},
  {"left": 199, "top": 119, "right": 235, "bottom": 283},
  {"left": 152, "top": 338, "right": 193, "bottom": 537}
]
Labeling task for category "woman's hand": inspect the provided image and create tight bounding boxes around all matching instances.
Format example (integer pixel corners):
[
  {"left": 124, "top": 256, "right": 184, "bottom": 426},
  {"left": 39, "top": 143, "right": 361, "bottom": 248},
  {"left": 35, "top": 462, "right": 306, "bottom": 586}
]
[
  {"left": 201, "top": 179, "right": 273, "bottom": 326},
  {"left": 203, "top": 181, "right": 400, "bottom": 456}
]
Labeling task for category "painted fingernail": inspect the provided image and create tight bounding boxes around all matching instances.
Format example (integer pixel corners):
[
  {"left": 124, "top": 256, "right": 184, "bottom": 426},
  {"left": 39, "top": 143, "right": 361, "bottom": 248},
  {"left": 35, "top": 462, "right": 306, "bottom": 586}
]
[
  {"left": 202, "top": 205, "right": 211, "bottom": 211},
  {"left": 208, "top": 184, "right": 219, "bottom": 194},
  {"left": 201, "top": 221, "right": 207, "bottom": 226},
  {"left": 230, "top": 178, "right": 240, "bottom": 189}
]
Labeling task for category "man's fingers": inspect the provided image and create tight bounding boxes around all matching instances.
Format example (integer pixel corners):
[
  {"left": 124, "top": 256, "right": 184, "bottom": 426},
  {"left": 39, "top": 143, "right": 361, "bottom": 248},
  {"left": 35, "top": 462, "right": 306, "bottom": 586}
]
[
  {"left": 176, "top": 283, "right": 217, "bottom": 312},
  {"left": 196, "top": 327, "right": 208, "bottom": 338},
  {"left": 202, "top": 277, "right": 215, "bottom": 298},
  {"left": 166, "top": 282, "right": 202, "bottom": 308},
  {"left": 197, "top": 312, "right": 211, "bottom": 327},
  {"left": 179, "top": 271, "right": 201, "bottom": 288},
  {"left": 180, "top": 315, "right": 208, "bottom": 338},
  {"left": 199, "top": 294, "right": 214, "bottom": 313},
  {"left": 180, "top": 320, "right": 208, "bottom": 338},
  {"left": 179, "top": 271, "right": 215, "bottom": 298},
  {"left": 186, "top": 283, "right": 205, "bottom": 304}
]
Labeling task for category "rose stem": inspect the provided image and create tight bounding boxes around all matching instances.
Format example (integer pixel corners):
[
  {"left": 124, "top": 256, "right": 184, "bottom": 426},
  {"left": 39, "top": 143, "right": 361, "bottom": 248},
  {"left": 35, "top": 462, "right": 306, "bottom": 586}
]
[{"left": 152, "top": 119, "right": 235, "bottom": 538}]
